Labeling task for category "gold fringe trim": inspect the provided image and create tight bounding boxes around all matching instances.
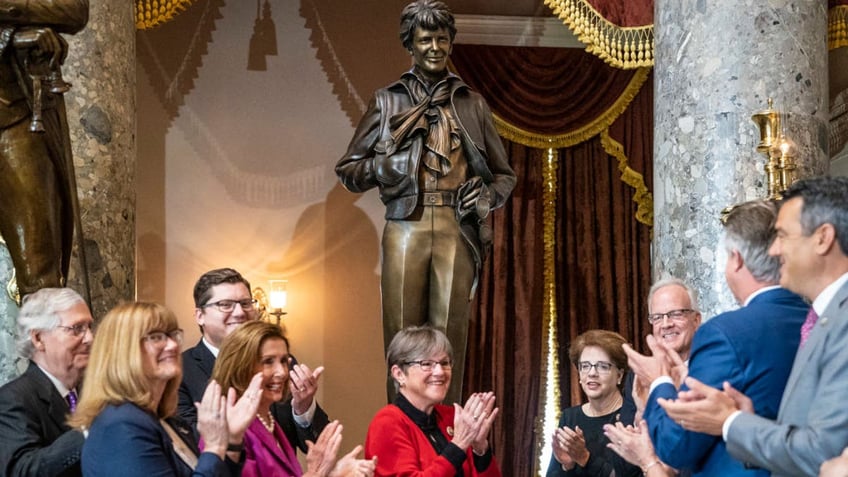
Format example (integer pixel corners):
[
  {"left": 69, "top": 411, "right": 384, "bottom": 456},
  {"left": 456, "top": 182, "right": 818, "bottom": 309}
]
[
  {"left": 830, "top": 5, "right": 848, "bottom": 50},
  {"left": 494, "top": 67, "right": 650, "bottom": 149},
  {"left": 534, "top": 148, "right": 560, "bottom": 477},
  {"left": 544, "top": 0, "right": 654, "bottom": 69},
  {"left": 600, "top": 131, "right": 653, "bottom": 226},
  {"left": 135, "top": 0, "right": 194, "bottom": 30}
]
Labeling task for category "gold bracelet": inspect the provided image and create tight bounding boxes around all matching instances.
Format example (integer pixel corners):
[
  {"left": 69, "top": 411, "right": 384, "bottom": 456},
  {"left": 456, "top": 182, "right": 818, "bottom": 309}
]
[{"left": 642, "top": 459, "right": 661, "bottom": 476}]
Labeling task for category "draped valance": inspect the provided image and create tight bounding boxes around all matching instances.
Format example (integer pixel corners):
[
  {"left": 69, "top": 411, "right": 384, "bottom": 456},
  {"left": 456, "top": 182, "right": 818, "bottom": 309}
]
[{"left": 450, "top": 45, "right": 653, "bottom": 225}]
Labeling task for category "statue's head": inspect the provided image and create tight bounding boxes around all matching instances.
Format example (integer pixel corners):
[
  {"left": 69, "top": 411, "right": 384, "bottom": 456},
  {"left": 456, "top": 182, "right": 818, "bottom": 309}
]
[{"left": 399, "top": 1, "right": 456, "bottom": 81}]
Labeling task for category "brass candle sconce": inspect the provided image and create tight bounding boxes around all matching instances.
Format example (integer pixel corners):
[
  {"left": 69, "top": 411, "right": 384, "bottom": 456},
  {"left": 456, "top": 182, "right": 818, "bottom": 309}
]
[{"left": 752, "top": 98, "right": 797, "bottom": 200}]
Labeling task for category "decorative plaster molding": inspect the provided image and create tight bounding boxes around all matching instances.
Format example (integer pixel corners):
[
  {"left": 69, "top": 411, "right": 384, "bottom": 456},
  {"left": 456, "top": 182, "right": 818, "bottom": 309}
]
[{"left": 454, "top": 15, "right": 583, "bottom": 48}]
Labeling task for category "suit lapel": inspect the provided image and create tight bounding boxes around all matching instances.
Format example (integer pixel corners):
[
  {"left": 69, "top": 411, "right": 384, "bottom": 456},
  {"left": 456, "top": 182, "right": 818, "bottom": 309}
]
[
  {"left": 780, "top": 281, "right": 848, "bottom": 413},
  {"left": 190, "top": 340, "right": 215, "bottom": 378},
  {"left": 28, "top": 363, "right": 71, "bottom": 431}
]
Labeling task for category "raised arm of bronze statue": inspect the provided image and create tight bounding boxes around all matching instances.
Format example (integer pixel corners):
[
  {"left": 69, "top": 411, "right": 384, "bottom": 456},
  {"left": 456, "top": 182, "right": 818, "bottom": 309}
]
[
  {"left": 336, "top": 0, "right": 515, "bottom": 404},
  {"left": 0, "top": 0, "right": 89, "bottom": 302}
]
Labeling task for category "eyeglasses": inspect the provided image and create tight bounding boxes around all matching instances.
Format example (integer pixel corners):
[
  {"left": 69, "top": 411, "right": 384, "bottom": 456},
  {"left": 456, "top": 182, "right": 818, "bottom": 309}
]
[
  {"left": 143, "top": 329, "right": 184, "bottom": 346},
  {"left": 55, "top": 322, "right": 93, "bottom": 337},
  {"left": 202, "top": 299, "right": 257, "bottom": 313},
  {"left": 404, "top": 359, "right": 452, "bottom": 372},
  {"left": 648, "top": 308, "right": 695, "bottom": 325},
  {"left": 577, "top": 361, "right": 615, "bottom": 375}
]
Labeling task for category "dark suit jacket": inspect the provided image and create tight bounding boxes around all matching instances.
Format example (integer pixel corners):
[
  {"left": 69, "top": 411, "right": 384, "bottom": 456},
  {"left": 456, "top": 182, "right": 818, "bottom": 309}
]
[
  {"left": 644, "top": 287, "right": 808, "bottom": 476},
  {"left": 82, "top": 402, "right": 238, "bottom": 477},
  {"left": 0, "top": 361, "right": 84, "bottom": 476},
  {"left": 178, "top": 340, "right": 329, "bottom": 452},
  {"left": 727, "top": 279, "right": 848, "bottom": 476}
]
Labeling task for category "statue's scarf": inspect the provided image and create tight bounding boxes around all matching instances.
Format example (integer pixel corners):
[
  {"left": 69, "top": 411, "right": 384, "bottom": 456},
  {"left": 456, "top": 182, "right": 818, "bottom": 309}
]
[{"left": 389, "top": 77, "right": 453, "bottom": 176}]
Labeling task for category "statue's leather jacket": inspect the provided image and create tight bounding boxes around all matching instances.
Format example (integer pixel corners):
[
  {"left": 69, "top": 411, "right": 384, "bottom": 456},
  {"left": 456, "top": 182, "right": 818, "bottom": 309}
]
[{"left": 336, "top": 71, "right": 516, "bottom": 221}]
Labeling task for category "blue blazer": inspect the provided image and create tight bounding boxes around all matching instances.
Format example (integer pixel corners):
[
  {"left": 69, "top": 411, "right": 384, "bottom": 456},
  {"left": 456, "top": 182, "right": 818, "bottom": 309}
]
[
  {"left": 82, "top": 402, "right": 238, "bottom": 477},
  {"left": 644, "top": 287, "right": 808, "bottom": 476}
]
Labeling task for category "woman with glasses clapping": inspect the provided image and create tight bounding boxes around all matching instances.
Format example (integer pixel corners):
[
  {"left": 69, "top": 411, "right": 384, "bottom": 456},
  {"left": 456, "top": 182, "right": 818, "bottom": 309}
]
[
  {"left": 365, "top": 326, "right": 502, "bottom": 477},
  {"left": 212, "top": 320, "right": 376, "bottom": 477},
  {"left": 72, "top": 302, "right": 263, "bottom": 477},
  {"left": 546, "top": 330, "right": 640, "bottom": 477}
]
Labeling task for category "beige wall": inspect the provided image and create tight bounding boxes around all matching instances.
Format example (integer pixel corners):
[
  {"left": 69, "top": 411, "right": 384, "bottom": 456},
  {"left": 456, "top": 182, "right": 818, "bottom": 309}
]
[{"left": 136, "top": 0, "right": 416, "bottom": 447}]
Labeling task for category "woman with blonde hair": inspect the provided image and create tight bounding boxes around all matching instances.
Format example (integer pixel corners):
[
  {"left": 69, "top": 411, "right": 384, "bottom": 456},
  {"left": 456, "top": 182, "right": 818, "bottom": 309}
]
[
  {"left": 212, "top": 320, "right": 375, "bottom": 477},
  {"left": 73, "top": 302, "right": 262, "bottom": 476}
]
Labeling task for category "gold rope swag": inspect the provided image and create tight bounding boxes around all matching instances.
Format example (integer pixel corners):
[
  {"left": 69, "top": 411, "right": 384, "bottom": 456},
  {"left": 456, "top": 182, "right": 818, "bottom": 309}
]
[{"left": 135, "top": 0, "right": 194, "bottom": 30}]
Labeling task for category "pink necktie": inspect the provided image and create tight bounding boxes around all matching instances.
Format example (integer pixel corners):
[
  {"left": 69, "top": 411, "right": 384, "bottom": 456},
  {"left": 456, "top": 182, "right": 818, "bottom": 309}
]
[
  {"left": 67, "top": 390, "right": 78, "bottom": 413},
  {"left": 800, "top": 308, "right": 819, "bottom": 347}
]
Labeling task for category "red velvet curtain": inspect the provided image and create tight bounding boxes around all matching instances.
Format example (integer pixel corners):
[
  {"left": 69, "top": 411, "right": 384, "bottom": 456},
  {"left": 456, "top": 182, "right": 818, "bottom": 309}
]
[
  {"left": 464, "top": 142, "right": 545, "bottom": 474},
  {"left": 453, "top": 45, "right": 653, "bottom": 475}
]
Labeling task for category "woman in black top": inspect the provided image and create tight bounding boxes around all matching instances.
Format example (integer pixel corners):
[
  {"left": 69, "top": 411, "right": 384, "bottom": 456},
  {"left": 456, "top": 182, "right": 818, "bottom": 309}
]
[{"left": 546, "top": 330, "right": 641, "bottom": 477}]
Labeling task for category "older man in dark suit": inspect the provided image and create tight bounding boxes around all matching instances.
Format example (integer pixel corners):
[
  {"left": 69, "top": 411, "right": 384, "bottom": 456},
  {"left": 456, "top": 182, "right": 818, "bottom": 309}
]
[
  {"left": 178, "top": 268, "right": 329, "bottom": 453},
  {"left": 660, "top": 177, "right": 848, "bottom": 477},
  {"left": 0, "top": 288, "right": 93, "bottom": 477},
  {"left": 623, "top": 199, "right": 808, "bottom": 476}
]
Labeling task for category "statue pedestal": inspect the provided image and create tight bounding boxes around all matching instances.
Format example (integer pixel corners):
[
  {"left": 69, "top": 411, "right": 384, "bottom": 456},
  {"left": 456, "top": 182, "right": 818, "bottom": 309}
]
[{"left": 0, "top": 243, "right": 22, "bottom": 386}]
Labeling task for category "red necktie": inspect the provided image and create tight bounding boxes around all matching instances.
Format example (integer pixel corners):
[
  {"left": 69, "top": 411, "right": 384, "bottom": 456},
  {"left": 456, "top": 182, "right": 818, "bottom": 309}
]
[{"left": 800, "top": 308, "right": 819, "bottom": 347}]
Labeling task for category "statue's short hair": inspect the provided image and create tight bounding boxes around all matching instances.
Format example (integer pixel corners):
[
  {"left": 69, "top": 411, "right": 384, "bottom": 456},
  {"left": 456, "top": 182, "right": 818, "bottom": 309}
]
[
  {"left": 722, "top": 199, "right": 781, "bottom": 283},
  {"left": 17, "top": 288, "right": 86, "bottom": 359},
  {"left": 399, "top": 0, "right": 457, "bottom": 51},
  {"left": 192, "top": 268, "right": 251, "bottom": 308}
]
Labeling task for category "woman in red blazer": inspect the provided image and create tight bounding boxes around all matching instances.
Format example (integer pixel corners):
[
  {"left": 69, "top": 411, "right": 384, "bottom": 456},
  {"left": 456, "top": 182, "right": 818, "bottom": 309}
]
[{"left": 365, "top": 326, "right": 502, "bottom": 477}]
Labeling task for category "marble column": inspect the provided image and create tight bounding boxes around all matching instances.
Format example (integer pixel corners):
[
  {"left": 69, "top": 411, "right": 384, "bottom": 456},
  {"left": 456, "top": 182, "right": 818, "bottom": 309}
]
[
  {"left": 653, "top": 0, "right": 828, "bottom": 318},
  {"left": 0, "top": 0, "right": 136, "bottom": 384}
]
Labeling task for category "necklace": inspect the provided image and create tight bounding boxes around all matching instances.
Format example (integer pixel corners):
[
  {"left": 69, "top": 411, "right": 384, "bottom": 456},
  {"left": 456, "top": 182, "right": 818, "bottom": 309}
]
[
  {"left": 256, "top": 411, "right": 274, "bottom": 433},
  {"left": 584, "top": 394, "right": 623, "bottom": 417}
]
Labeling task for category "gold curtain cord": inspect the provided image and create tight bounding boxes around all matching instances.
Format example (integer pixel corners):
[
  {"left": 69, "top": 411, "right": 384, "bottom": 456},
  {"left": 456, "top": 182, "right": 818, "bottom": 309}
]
[
  {"left": 534, "top": 148, "right": 560, "bottom": 477},
  {"left": 544, "top": 0, "right": 654, "bottom": 69},
  {"left": 135, "top": 0, "right": 194, "bottom": 30},
  {"left": 830, "top": 5, "right": 848, "bottom": 50}
]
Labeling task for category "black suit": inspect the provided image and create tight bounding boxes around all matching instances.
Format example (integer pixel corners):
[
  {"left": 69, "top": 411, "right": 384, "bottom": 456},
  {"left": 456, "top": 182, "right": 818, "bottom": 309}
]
[
  {"left": 0, "top": 361, "right": 84, "bottom": 476},
  {"left": 178, "top": 339, "right": 329, "bottom": 452}
]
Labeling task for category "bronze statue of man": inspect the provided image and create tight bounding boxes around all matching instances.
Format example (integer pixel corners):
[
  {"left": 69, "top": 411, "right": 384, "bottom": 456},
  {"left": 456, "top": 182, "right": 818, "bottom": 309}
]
[
  {"left": 336, "top": 0, "right": 516, "bottom": 403},
  {"left": 0, "top": 0, "right": 88, "bottom": 300}
]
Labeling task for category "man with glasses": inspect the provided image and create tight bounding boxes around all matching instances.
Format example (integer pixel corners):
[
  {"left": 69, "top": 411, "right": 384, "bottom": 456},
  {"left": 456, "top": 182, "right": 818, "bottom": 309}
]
[
  {"left": 619, "top": 277, "right": 702, "bottom": 426},
  {"left": 623, "top": 199, "right": 808, "bottom": 476},
  {"left": 0, "top": 287, "right": 93, "bottom": 476},
  {"left": 659, "top": 178, "right": 848, "bottom": 476},
  {"left": 178, "top": 267, "right": 329, "bottom": 454}
]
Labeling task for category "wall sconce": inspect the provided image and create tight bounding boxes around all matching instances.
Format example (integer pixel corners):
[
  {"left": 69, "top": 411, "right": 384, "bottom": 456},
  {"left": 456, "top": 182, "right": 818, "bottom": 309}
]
[
  {"left": 752, "top": 98, "right": 797, "bottom": 199},
  {"left": 267, "top": 279, "right": 288, "bottom": 326}
]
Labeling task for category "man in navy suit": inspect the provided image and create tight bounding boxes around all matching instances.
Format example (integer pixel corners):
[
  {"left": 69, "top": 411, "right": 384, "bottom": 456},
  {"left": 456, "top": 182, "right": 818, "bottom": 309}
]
[
  {"left": 177, "top": 268, "right": 329, "bottom": 452},
  {"left": 623, "top": 199, "right": 808, "bottom": 476},
  {"left": 659, "top": 177, "right": 848, "bottom": 477},
  {"left": 0, "top": 288, "right": 93, "bottom": 477}
]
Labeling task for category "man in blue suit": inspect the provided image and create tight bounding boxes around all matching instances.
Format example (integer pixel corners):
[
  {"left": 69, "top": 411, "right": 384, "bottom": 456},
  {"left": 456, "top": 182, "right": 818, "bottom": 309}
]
[
  {"left": 658, "top": 177, "right": 848, "bottom": 477},
  {"left": 624, "top": 198, "right": 808, "bottom": 476}
]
